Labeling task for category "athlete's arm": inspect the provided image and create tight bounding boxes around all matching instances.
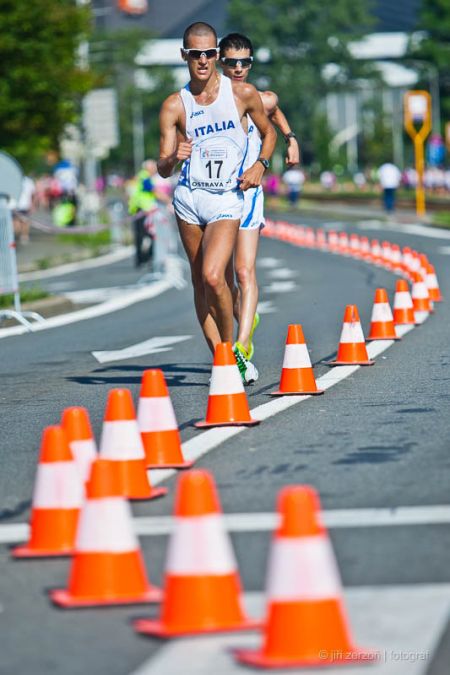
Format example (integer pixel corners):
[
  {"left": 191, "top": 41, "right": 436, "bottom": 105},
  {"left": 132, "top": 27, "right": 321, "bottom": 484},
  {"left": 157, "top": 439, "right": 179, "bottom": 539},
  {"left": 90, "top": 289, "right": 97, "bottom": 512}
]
[
  {"left": 235, "top": 83, "right": 276, "bottom": 191},
  {"left": 157, "top": 94, "right": 192, "bottom": 178},
  {"left": 261, "top": 91, "right": 301, "bottom": 167}
]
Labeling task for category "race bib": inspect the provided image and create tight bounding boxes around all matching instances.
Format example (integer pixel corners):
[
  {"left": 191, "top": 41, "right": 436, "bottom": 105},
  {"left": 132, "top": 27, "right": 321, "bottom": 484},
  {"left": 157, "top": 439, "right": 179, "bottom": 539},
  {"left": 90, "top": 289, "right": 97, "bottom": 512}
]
[{"left": 189, "top": 137, "right": 244, "bottom": 192}]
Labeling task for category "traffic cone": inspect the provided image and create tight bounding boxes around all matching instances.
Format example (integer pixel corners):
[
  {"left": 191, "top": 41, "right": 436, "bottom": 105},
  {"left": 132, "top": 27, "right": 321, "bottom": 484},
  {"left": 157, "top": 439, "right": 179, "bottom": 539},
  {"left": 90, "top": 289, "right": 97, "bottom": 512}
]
[
  {"left": 133, "top": 470, "right": 259, "bottom": 636},
  {"left": 316, "top": 229, "right": 327, "bottom": 249},
  {"left": 349, "top": 233, "right": 361, "bottom": 257},
  {"left": 50, "top": 459, "right": 162, "bottom": 607},
  {"left": 359, "top": 236, "right": 371, "bottom": 259},
  {"left": 138, "top": 369, "right": 193, "bottom": 469},
  {"left": 234, "top": 486, "right": 375, "bottom": 668},
  {"left": 338, "top": 231, "right": 349, "bottom": 254},
  {"left": 12, "top": 426, "right": 83, "bottom": 558},
  {"left": 195, "top": 342, "right": 259, "bottom": 428},
  {"left": 390, "top": 244, "right": 403, "bottom": 274},
  {"left": 381, "top": 241, "right": 393, "bottom": 269},
  {"left": 61, "top": 406, "right": 97, "bottom": 484},
  {"left": 328, "top": 305, "right": 374, "bottom": 366},
  {"left": 393, "top": 280, "right": 416, "bottom": 325},
  {"left": 327, "top": 231, "right": 339, "bottom": 252},
  {"left": 99, "top": 389, "right": 167, "bottom": 500},
  {"left": 367, "top": 288, "right": 400, "bottom": 340},
  {"left": 271, "top": 325, "right": 323, "bottom": 396},
  {"left": 425, "top": 263, "right": 443, "bottom": 302},
  {"left": 370, "top": 239, "right": 382, "bottom": 264},
  {"left": 411, "top": 272, "right": 431, "bottom": 324}
]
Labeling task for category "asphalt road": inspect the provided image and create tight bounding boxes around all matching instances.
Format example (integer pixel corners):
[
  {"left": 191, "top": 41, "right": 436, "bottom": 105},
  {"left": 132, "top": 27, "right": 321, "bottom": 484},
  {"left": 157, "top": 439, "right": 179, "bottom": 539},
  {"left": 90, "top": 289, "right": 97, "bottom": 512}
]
[{"left": 1, "top": 213, "right": 449, "bottom": 675}]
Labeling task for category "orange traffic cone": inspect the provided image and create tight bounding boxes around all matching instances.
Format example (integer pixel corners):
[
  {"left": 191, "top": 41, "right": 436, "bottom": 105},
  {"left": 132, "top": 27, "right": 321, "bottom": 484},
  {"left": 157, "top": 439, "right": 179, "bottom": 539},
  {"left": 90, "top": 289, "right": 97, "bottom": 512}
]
[
  {"left": 138, "top": 369, "right": 193, "bottom": 469},
  {"left": 393, "top": 280, "right": 416, "bottom": 325},
  {"left": 271, "top": 325, "right": 323, "bottom": 396},
  {"left": 50, "top": 459, "right": 161, "bottom": 607},
  {"left": 61, "top": 406, "right": 97, "bottom": 484},
  {"left": 425, "top": 264, "right": 443, "bottom": 302},
  {"left": 327, "top": 230, "right": 339, "bottom": 252},
  {"left": 349, "top": 233, "right": 361, "bottom": 257},
  {"left": 367, "top": 288, "right": 400, "bottom": 340},
  {"left": 359, "top": 236, "right": 371, "bottom": 259},
  {"left": 370, "top": 239, "right": 382, "bottom": 264},
  {"left": 99, "top": 389, "right": 167, "bottom": 500},
  {"left": 338, "top": 231, "right": 349, "bottom": 254},
  {"left": 12, "top": 426, "right": 83, "bottom": 558},
  {"left": 411, "top": 272, "right": 431, "bottom": 324},
  {"left": 134, "top": 470, "right": 259, "bottom": 636},
  {"left": 234, "top": 486, "right": 375, "bottom": 668},
  {"left": 195, "top": 342, "right": 259, "bottom": 428},
  {"left": 328, "top": 305, "right": 374, "bottom": 366}
]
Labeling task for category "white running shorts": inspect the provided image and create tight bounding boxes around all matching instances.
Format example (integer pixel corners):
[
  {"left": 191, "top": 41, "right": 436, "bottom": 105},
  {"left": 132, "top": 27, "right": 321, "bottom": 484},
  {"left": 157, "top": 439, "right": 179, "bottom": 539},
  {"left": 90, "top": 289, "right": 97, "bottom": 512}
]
[
  {"left": 173, "top": 185, "right": 244, "bottom": 226},
  {"left": 240, "top": 186, "right": 265, "bottom": 230}
]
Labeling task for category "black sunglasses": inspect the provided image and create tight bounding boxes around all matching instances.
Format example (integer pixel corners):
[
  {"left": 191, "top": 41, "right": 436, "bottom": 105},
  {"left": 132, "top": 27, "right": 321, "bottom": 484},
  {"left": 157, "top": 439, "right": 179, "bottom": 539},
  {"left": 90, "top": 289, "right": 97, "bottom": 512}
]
[
  {"left": 182, "top": 48, "right": 219, "bottom": 60},
  {"left": 220, "top": 57, "right": 253, "bottom": 68}
]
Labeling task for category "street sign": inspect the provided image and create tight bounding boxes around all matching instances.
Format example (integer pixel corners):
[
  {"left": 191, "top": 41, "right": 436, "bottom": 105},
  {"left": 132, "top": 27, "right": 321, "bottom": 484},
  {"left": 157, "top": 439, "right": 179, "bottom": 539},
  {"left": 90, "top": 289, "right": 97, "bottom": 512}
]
[
  {"left": 82, "top": 88, "right": 120, "bottom": 151},
  {"left": 404, "top": 91, "right": 432, "bottom": 218}
]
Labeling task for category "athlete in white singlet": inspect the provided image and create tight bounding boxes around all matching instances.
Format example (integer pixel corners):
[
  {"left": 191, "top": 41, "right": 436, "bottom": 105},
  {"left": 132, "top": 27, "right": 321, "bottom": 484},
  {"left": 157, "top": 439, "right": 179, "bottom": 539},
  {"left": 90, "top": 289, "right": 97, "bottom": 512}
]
[
  {"left": 158, "top": 22, "right": 276, "bottom": 360},
  {"left": 219, "top": 33, "right": 300, "bottom": 381}
]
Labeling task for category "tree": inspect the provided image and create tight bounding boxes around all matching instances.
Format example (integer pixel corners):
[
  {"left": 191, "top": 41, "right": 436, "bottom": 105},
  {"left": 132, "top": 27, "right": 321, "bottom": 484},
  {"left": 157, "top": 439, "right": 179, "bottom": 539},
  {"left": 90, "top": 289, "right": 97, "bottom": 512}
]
[
  {"left": 0, "top": 0, "right": 94, "bottom": 169},
  {"left": 90, "top": 28, "right": 176, "bottom": 174},
  {"left": 408, "top": 0, "right": 450, "bottom": 131},
  {"left": 227, "top": 0, "right": 374, "bottom": 165}
]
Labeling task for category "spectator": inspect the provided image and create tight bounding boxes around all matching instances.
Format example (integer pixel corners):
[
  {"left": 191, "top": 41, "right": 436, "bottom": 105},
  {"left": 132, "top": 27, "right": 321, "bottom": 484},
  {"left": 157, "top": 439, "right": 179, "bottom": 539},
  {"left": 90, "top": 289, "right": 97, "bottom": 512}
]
[
  {"left": 320, "top": 170, "right": 336, "bottom": 190},
  {"left": 13, "top": 175, "right": 36, "bottom": 244},
  {"left": 378, "top": 161, "right": 401, "bottom": 213},
  {"left": 282, "top": 167, "right": 305, "bottom": 206}
]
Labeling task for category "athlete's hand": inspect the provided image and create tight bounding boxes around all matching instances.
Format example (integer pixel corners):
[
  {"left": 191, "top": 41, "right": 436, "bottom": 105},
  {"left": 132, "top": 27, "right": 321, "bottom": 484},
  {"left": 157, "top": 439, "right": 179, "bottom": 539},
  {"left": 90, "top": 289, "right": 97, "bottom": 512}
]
[
  {"left": 238, "top": 162, "right": 265, "bottom": 191},
  {"left": 176, "top": 138, "right": 193, "bottom": 162},
  {"left": 285, "top": 138, "right": 300, "bottom": 167}
]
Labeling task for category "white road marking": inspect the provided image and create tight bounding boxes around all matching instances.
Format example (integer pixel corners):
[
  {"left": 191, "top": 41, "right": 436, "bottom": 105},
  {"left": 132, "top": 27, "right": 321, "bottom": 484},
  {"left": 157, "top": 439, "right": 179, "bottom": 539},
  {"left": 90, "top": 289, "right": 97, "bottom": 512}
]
[
  {"left": 0, "top": 257, "right": 183, "bottom": 340},
  {"left": 3, "top": 504, "right": 450, "bottom": 545},
  {"left": 18, "top": 245, "right": 134, "bottom": 282},
  {"left": 263, "top": 280, "right": 297, "bottom": 293},
  {"left": 92, "top": 335, "right": 192, "bottom": 364},
  {"left": 63, "top": 286, "right": 140, "bottom": 304},
  {"left": 129, "top": 585, "right": 450, "bottom": 675},
  {"left": 256, "top": 300, "right": 277, "bottom": 314},
  {"left": 267, "top": 268, "right": 297, "bottom": 279},
  {"left": 257, "top": 257, "right": 281, "bottom": 268},
  {"left": 358, "top": 221, "right": 450, "bottom": 240},
  {"left": 438, "top": 245, "right": 450, "bottom": 254}
]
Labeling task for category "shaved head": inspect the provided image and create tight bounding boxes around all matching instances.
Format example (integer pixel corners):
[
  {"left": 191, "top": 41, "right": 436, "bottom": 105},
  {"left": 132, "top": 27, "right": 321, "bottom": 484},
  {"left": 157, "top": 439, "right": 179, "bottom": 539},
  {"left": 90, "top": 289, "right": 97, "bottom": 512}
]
[{"left": 183, "top": 22, "right": 217, "bottom": 48}]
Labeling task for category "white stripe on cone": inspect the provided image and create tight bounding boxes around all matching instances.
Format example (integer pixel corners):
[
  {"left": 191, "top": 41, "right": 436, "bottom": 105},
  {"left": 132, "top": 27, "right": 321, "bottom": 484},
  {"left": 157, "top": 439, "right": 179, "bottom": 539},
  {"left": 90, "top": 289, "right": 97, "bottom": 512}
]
[
  {"left": 100, "top": 420, "right": 145, "bottom": 460},
  {"left": 394, "top": 292, "right": 413, "bottom": 310},
  {"left": 166, "top": 514, "right": 237, "bottom": 575},
  {"left": 414, "top": 310, "right": 429, "bottom": 324},
  {"left": 339, "top": 322, "right": 365, "bottom": 344},
  {"left": 33, "top": 463, "right": 84, "bottom": 509},
  {"left": 266, "top": 537, "right": 342, "bottom": 601},
  {"left": 70, "top": 439, "right": 96, "bottom": 483},
  {"left": 138, "top": 397, "right": 178, "bottom": 432},
  {"left": 282, "top": 344, "right": 312, "bottom": 369},
  {"left": 76, "top": 498, "right": 138, "bottom": 552},
  {"left": 426, "top": 273, "right": 439, "bottom": 291},
  {"left": 371, "top": 302, "right": 394, "bottom": 322},
  {"left": 412, "top": 281, "right": 429, "bottom": 300},
  {"left": 209, "top": 365, "right": 244, "bottom": 396}
]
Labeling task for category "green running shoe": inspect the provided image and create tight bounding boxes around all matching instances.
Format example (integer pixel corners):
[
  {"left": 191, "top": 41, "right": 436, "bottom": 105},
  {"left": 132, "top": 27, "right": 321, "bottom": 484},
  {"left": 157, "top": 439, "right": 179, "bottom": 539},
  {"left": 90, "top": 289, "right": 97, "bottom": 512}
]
[
  {"left": 233, "top": 342, "right": 259, "bottom": 385},
  {"left": 247, "top": 312, "right": 260, "bottom": 361}
]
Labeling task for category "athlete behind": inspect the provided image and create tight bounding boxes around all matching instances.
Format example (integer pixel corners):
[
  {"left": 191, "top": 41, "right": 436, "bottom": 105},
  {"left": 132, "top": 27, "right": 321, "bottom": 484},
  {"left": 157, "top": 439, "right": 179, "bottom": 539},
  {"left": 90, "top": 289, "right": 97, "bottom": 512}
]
[
  {"left": 219, "top": 33, "right": 300, "bottom": 383},
  {"left": 158, "top": 22, "right": 276, "bottom": 359}
]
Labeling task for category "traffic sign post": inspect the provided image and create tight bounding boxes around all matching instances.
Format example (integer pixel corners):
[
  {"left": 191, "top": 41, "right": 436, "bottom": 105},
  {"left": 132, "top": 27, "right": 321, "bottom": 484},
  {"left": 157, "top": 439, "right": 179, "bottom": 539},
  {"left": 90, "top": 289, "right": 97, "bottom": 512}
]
[{"left": 404, "top": 91, "right": 432, "bottom": 217}]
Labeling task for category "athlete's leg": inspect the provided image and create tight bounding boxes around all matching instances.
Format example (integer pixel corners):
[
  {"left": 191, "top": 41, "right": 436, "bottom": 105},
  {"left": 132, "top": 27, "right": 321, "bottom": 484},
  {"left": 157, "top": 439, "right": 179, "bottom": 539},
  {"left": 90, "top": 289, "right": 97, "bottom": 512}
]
[
  {"left": 235, "top": 228, "right": 260, "bottom": 352},
  {"left": 225, "top": 258, "right": 240, "bottom": 324},
  {"left": 202, "top": 219, "right": 240, "bottom": 344},
  {"left": 176, "top": 216, "right": 221, "bottom": 354}
]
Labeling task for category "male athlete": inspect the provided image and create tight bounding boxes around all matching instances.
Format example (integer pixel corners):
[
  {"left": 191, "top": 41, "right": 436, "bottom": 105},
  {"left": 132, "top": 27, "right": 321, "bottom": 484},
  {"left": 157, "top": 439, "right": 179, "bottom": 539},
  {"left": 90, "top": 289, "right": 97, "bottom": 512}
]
[
  {"left": 219, "top": 33, "right": 300, "bottom": 382},
  {"left": 158, "top": 22, "right": 276, "bottom": 361}
]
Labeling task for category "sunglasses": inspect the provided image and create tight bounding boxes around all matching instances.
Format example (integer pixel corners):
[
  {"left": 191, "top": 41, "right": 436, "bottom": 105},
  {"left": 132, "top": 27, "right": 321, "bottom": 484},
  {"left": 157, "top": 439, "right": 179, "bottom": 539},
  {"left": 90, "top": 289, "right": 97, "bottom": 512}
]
[
  {"left": 220, "top": 57, "right": 253, "bottom": 68},
  {"left": 182, "top": 48, "right": 219, "bottom": 60}
]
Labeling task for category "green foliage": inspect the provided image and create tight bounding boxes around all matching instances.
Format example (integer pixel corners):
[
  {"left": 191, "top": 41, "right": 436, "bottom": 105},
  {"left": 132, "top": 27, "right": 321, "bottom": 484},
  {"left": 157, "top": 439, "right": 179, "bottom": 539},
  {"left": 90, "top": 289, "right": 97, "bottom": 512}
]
[
  {"left": 0, "top": 0, "right": 94, "bottom": 169},
  {"left": 227, "top": 0, "right": 374, "bottom": 164},
  {"left": 57, "top": 229, "right": 111, "bottom": 249},
  {"left": 359, "top": 93, "right": 393, "bottom": 167},
  {"left": 0, "top": 286, "right": 49, "bottom": 308},
  {"left": 90, "top": 29, "right": 176, "bottom": 173},
  {"left": 408, "top": 0, "right": 450, "bottom": 130}
]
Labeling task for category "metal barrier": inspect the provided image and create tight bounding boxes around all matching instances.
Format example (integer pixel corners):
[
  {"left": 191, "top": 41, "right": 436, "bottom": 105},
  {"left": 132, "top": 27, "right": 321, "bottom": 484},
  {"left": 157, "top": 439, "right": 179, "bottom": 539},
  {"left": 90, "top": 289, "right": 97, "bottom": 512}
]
[
  {"left": 137, "top": 205, "right": 183, "bottom": 284},
  {"left": 0, "top": 195, "right": 45, "bottom": 330}
]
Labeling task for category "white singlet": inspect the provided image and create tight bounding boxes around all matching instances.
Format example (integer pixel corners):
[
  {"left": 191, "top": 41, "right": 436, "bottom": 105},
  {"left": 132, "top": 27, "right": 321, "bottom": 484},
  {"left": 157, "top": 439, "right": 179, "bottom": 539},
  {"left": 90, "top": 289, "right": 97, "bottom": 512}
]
[
  {"left": 240, "top": 114, "right": 265, "bottom": 231},
  {"left": 174, "top": 75, "right": 248, "bottom": 226}
]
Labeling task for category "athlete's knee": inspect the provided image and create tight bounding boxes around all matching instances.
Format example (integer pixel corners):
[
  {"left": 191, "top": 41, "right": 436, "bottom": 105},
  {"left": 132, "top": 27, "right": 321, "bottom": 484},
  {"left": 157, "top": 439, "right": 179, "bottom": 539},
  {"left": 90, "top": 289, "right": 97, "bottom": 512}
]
[
  {"left": 203, "top": 266, "right": 226, "bottom": 294},
  {"left": 235, "top": 263, "right": 256, "bottom": 289}
]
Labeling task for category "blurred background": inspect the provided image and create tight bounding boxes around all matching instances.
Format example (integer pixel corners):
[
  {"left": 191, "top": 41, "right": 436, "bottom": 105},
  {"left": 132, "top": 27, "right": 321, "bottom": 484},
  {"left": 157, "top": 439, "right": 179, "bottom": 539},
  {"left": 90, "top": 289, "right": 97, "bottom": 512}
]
[{"left": 1, "top": 0, "right": 449, "bottom": 235}]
